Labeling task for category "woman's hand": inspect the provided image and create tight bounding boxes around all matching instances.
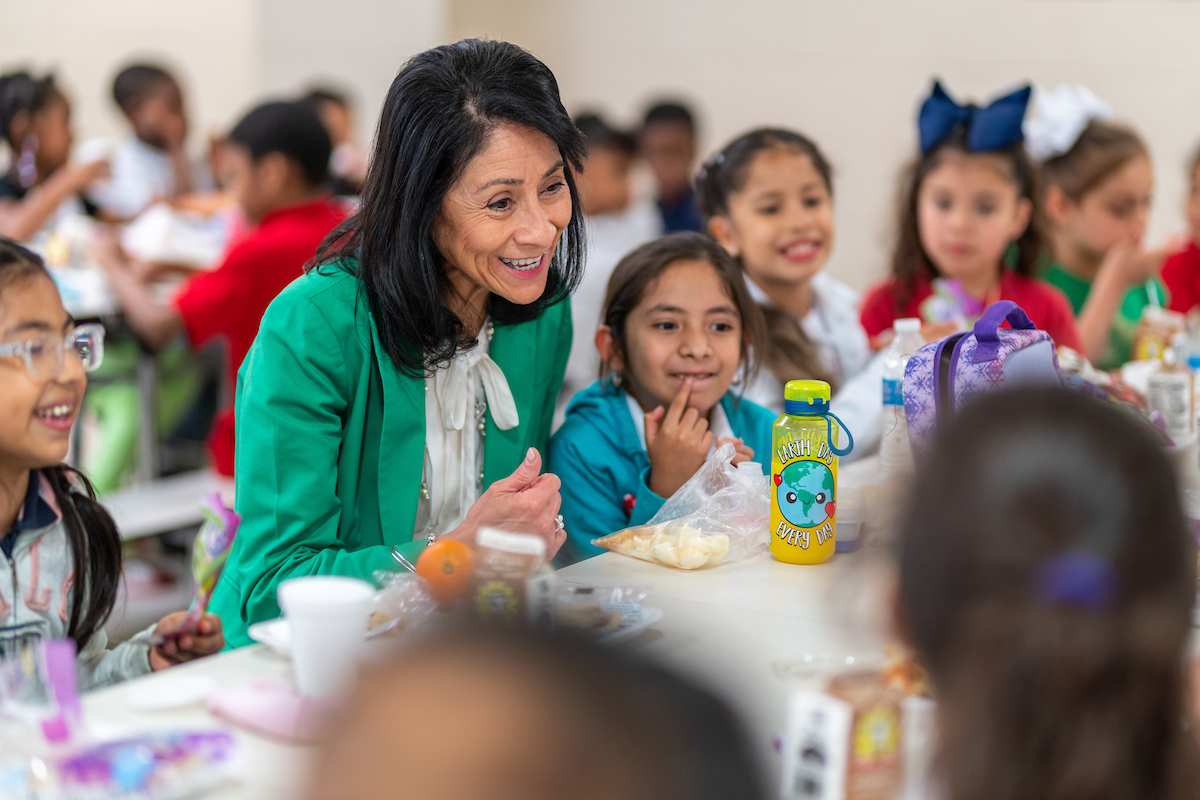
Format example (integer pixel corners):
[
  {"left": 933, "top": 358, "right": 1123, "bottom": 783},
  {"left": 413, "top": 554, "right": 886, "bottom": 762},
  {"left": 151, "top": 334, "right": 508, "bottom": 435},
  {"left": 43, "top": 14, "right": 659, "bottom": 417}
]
[
  {"left": 646, "top": 378, "right": 713, "bottom": 498},
  {"left": 449, "top": 447, "right": 566, "bottom": 560},
  {"left": 148, "top": 612, "right": 224, "bottom": 671}
]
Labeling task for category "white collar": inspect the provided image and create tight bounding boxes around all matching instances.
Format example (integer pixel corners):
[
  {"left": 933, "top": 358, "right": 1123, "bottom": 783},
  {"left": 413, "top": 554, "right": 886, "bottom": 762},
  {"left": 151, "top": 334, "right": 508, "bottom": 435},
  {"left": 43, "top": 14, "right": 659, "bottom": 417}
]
[{"left": 624, "top": 391, "right": 733, "bottom": 453}]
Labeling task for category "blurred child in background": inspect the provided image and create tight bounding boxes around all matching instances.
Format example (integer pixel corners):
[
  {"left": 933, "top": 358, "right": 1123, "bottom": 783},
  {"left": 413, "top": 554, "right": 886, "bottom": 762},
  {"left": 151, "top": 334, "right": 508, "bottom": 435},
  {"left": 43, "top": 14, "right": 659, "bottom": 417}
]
[
  {"left": 0, "top": 239, "right": 222, "bottom": 687},
  {"left": 641, "top": 101, "right": 703, "bottom": 233},
  {"left": 861, "top": 82, "right": 1081, "bottom": 352},
  {"left": 301, "top": 87, "right": 366, "bottom": 195},
  {"left": 310, "top": 627, "right": 765, "bottom": 800},
  {"left": 550, "top": 232, "right": 774, "bottom": 563},
  {"left": 558, "top": 112, "right": 661, "bottom": 418},
  {"left": 699, "top": 128, "right": 882, "bottom": 456},
  {"left": 1161, "top": 145, "right": 1200, "bottom": 316},
  {"left": 94, "top": 100, "right": 342, "bottom": 476},
  {"left": 896, "top": 387, "right": 1200, "bottom": 800},
  {"left": 89, "top": 63, "right": 212, "bottom": 220},
  {"left": 1031, "top": 87, "right": 1172, "bottom": 369},
  {"left": 0, "top": 72, "right": 107, "bottom": 242}
]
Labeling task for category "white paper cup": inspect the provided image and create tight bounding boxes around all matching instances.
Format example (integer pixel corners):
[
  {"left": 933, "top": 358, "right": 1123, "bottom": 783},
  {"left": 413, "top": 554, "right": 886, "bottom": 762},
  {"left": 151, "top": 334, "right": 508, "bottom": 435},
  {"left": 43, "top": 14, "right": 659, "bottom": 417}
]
[{"left": 278, "top": 576, "right": 374, "bottom": 699}]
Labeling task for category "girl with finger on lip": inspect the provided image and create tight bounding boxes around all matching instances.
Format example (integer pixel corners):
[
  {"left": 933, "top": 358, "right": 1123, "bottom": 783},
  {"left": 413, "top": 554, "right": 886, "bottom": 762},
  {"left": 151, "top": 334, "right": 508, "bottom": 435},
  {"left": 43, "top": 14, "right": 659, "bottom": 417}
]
[
  {"left": 549, "top": 232, "right": 776, "bottom": 564},
  {"left": 860, "top": 81, "right": 1082, "bottom": 353},
  {"left": 699, "top": 128, "right": 883, "bottom": 459},
  {"left": 0, "top": 238, "right": 223, "bottom": 689}
]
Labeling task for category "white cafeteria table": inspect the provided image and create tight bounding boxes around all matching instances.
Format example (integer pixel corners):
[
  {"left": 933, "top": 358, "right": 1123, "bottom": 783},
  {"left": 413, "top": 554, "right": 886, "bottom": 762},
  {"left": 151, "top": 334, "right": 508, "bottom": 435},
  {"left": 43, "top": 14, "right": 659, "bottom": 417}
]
[{"left": 81, "top": 457, "right": 890, "bottom": 799}]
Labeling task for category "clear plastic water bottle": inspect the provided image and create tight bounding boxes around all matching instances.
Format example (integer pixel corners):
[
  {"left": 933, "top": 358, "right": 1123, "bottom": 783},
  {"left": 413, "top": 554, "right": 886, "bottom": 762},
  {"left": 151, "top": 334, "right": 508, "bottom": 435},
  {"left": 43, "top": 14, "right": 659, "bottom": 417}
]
[{"left": 880, "top": 318, "right": 924, "bottom": 482}]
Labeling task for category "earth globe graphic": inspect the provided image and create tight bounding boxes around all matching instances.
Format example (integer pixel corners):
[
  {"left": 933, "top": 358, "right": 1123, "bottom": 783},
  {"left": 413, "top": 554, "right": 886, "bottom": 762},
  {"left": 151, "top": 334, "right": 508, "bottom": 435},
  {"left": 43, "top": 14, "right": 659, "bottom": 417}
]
[{"left": 775, "top": 459, "right": 835, "bottom": 528}]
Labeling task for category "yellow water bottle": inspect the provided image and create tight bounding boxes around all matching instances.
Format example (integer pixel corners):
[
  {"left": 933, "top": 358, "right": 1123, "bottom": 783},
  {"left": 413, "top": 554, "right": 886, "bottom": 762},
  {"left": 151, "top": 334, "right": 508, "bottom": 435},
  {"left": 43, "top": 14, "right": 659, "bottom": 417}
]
[{"left": 770, "top": 380, "right": 854, "bottom": 565}]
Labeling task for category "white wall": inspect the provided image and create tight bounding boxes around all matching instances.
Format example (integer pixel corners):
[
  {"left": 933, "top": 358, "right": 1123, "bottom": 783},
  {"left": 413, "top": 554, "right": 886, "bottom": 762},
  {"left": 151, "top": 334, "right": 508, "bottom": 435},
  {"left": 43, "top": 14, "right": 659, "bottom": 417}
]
[
  {"left": 455, "top": 0, "right": 1200, "bottom": 291},
  {"left": 5, "top": 1, "right": 1200, "bottom": 291},
  {"left": 0, "top": 0, "right": 445, "bottom": 152}
]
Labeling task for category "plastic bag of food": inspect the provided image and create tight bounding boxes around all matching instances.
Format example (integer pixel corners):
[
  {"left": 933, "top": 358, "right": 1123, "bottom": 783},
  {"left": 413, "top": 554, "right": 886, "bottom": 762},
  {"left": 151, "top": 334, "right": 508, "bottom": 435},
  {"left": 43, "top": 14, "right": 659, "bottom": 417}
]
[
  {"left": 593, "top": 443, "right": 769, "bottom": 569},
  {"left": 367, "top": 570, "right": 439, "bottom": 638},
  {"left": 556, "top": 584, "right": 648, "bottom": 637}
]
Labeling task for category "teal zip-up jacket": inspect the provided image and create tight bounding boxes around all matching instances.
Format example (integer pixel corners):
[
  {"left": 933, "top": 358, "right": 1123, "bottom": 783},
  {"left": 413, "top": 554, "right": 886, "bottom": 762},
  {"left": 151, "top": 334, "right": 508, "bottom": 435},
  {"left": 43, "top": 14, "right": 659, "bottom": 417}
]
[{"left": 549, "top": 378, "right": 776, "bottom": 564}]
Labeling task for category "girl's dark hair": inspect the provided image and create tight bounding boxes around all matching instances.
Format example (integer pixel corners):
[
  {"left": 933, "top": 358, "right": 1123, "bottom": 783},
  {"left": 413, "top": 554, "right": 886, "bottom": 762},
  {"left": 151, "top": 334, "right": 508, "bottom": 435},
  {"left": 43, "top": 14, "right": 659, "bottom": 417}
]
[
  {"left": 899, "top": 387, "right": 1200, "bottom": 800},
  {"left": 311, "top": 39, "right": 587, "bottom": 377},
  {"left": 0, "top": 71, "right": 62, "bottom": 149},
  {"left": 696, "top": 128, "right": 838, "bottom": 391},
  {"left": 599, "top": 232, "right": 766, "bottom": 396},
  {"left": 0, "top": 239, "right": 122, "bottom": 652},
  {"left": 1041, "top": 121, "right": 1149, "bottom": 201},
  {"left": 890, "top": 128, "right": 1046, "bottom": 308}
]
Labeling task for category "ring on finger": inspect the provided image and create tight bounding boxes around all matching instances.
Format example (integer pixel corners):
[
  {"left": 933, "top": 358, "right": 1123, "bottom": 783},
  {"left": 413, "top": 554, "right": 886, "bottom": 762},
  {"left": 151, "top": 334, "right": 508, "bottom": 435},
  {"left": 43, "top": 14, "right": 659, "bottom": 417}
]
[{"left": 554, "top": 514, "right": 565, "bottom": 532}]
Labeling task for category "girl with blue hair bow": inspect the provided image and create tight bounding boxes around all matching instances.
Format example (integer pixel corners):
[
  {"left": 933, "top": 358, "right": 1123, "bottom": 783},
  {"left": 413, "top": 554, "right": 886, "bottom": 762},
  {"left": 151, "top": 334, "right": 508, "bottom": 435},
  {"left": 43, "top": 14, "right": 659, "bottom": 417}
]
[{"left": 861, "top": 81, "right": 1082, "bottom": 353}]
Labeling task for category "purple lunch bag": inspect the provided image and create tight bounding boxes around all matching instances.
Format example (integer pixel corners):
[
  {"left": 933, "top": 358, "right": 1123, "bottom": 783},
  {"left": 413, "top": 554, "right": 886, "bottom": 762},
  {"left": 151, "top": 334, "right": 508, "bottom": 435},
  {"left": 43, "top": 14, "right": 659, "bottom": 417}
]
[{"left": 903, "top": 300, "right": 1063, "bottom": 452}]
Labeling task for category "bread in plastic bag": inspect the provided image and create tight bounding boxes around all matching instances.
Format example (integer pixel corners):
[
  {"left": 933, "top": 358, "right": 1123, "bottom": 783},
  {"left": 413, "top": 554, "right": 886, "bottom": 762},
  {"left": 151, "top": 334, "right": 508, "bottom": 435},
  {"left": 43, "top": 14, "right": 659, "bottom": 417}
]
[{"left": 593, "top": 443, "right": 769, "bottom": 569}]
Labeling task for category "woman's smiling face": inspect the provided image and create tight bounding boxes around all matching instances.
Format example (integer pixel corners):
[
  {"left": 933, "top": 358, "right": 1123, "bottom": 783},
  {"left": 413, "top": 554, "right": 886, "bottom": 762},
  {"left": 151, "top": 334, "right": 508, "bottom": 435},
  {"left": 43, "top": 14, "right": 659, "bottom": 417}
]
[{"left": 433, "top": 122, "right": 573, "bottom": 317}]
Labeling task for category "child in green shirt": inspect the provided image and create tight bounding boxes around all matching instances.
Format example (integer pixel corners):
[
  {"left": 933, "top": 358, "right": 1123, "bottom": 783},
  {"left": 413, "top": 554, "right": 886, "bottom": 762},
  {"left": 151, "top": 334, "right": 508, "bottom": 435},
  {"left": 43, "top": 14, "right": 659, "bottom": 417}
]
[{"left": 1037, "top": 116, "right": 1174, "bottom": 370}]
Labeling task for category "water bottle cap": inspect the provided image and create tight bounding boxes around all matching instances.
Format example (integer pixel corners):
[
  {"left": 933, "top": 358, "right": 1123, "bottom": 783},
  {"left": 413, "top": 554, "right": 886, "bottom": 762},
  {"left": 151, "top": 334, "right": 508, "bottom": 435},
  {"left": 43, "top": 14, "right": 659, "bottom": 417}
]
[
  {"left": 894, "top": 317, "right": 921, "bottom": 334},
  {"left": 784, "top": 379, "right": 831, "bottom": 405}
]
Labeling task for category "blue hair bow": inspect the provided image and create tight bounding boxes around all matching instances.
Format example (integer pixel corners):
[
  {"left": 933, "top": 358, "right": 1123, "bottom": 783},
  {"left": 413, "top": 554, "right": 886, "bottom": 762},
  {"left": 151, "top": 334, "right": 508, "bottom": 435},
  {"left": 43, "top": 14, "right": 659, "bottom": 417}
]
[{"left": 918, "top": 80, "right": 1032, "bottom": 154}]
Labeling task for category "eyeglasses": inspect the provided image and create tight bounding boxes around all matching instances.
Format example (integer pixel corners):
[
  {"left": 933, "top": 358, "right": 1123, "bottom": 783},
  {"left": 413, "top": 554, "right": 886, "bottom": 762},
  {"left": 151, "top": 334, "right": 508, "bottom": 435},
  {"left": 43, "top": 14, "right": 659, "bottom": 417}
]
[{"left": 0, "top": 323, "right": 105, "bottom": 380}]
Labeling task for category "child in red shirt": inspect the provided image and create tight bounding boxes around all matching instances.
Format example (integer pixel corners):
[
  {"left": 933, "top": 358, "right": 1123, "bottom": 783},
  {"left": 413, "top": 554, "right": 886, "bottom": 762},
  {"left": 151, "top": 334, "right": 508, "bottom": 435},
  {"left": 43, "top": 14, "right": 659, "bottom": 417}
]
[
  {"left": 1163, "top": 147, "right": 1200, "bottom": 315},
  {"left": 96, "top": 101, "right": 344, "bottom": 475},
  {"left": 861, "top": 81, "right": 1081, "bottom": 353}
]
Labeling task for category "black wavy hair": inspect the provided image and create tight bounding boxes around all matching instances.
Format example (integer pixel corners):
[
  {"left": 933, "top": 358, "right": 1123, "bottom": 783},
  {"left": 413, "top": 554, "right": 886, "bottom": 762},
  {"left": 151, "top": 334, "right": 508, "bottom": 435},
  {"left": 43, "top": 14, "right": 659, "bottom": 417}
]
[
  {"left": 0, "top": 71, "right": 62, "bottom": 149},
  {"left": 228, "top": 100, "right": 331, "bottom": 187},
  {"left": 311, "top": 38, "right": 587, "bottom": 378},
  {"left": 0, "top": 238, "right": 123, "bottom": 652},
  {"left": 111, "top": 63, "right": 177, "bottom": 114}
]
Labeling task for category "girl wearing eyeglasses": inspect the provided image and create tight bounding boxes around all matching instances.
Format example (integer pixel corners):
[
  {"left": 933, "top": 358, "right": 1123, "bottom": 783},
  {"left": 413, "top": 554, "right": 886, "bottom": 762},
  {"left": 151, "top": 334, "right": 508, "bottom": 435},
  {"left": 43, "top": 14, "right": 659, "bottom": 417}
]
[{"left": 0, "top": 238, "right": 223, "bottom": 688}]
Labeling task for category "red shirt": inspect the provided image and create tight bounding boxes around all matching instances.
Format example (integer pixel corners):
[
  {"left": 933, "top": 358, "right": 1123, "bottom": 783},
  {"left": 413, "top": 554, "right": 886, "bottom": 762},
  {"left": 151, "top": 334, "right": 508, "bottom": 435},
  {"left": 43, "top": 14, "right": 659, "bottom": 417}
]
[
  {"left": 860, "top": 270, "right": 1083, "bottom": 352},
  {"left": 173, "top": 197, "right": 345, "bottom": 475},
  {"left": 1163, "top": 241, "right": 1200, "bottom": 315}
]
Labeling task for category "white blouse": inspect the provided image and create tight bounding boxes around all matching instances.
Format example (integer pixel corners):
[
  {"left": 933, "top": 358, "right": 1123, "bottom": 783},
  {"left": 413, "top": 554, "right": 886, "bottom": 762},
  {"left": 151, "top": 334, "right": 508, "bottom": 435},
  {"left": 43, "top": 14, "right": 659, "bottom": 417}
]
[
  {"left": 413, "top": 322, "right": 520, "bottom": 540},
  {"left": 741, "top": 272, "right": 884, "bottom": 461}
]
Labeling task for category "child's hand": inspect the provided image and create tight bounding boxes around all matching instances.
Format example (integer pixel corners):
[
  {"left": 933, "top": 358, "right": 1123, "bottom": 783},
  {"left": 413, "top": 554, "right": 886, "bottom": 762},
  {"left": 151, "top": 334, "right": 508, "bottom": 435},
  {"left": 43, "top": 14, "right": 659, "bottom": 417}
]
[
  {"left": 148, "top": 612, "right": 224, "bottom": 671},
  {"left": 646, "top": 378, "right": 713, "bottom": 498},
  {"left": 717, "top": 436, "right": 755, "bottom": 466},
  {"left": 64, "top": 159, "right": 110, "bottom": 192},
  {"left": 1101, "top": 234, "right": 1182, "bottom": 289}
]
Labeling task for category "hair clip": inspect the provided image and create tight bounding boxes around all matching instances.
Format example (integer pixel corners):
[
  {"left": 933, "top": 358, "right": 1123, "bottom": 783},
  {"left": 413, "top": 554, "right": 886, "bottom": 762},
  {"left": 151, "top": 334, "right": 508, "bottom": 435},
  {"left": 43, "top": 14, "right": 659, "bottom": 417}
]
[
  {"left": 696, "top": 151, "right": 725, "bottom": 181},
  {"left": 1032, "top": 548, "right": 1118, "bottom": 611},
  {"left": 918, "top": 80, "right": 1031, "bottom": 155}
]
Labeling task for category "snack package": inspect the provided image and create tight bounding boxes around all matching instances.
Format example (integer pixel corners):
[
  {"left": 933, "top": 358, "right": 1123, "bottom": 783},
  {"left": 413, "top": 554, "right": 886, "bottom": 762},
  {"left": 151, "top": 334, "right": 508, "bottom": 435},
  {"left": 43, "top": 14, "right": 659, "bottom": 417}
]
[
  {"left": 468, "top": 528, "right": 556, "bottom": 628},
  {"left": 780, "top": 671, "right": 904, "bottom": 800},
  {"left": 594, "top": 443, "right": 769, "bottom": 570},
  {"left": 367, "top": 570, "right": 439, "bottom": 637},
  {"left": 556, "top": 585, "right": 648, "bottom": 639},
  {"left": 177, "top": 495, "right": 240, "bottom": 635}
]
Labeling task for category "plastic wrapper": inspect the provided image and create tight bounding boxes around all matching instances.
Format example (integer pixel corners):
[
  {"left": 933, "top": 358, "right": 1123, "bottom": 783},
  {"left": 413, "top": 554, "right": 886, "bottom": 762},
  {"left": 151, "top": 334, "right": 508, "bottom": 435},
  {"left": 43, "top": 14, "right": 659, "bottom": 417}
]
[
  {"left": 177, "top": 494, "right": 240, "bottom": 635},
  {"left": 594, "top": 443, "right": 769, "bottom": 569},
  {"left": 366, "top": 570, "right": 439, "bottom": 637},
  {"left": 556, "top": 584, "right": 648, "bottom": 637},
  {"left": 0, "top": 730, "right": 236, "bottom": 799}
]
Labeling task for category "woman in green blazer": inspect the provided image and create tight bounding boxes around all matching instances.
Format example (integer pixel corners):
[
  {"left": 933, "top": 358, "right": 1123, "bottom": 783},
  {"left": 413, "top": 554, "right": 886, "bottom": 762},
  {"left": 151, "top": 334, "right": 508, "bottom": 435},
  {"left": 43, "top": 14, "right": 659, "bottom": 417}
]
[{"left": 209, "top": 40, "right": 587, "bottom": 647}]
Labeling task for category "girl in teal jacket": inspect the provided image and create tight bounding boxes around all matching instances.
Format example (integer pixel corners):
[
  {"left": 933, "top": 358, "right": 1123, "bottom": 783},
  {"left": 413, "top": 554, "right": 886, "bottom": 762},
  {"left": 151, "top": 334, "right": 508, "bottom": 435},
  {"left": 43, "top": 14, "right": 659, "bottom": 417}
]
[{"left": 550, "top": 232, "right": 776, "bottom": 564}]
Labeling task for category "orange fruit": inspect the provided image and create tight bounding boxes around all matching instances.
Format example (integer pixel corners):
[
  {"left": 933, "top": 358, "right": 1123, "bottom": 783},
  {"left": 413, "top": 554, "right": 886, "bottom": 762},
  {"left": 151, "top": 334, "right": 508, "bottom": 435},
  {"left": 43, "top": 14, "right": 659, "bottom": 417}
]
[{"left": 416, "top": 539, "right": 475, "bottom": 607}]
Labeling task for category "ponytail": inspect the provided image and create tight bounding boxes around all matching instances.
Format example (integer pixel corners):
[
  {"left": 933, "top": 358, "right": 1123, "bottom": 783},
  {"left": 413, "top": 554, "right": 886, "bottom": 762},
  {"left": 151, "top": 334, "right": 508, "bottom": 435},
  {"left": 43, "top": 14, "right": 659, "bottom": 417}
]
[{"left": 43, "top": 467, "right": 123, "bottom": 652}]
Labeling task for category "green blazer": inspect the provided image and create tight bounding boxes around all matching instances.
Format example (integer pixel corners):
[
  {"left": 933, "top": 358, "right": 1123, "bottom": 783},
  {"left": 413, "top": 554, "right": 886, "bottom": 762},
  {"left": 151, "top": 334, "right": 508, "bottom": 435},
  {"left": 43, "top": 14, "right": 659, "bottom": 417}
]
[{"left": 208, "top": 264, "right": 572, "bottom": 647}]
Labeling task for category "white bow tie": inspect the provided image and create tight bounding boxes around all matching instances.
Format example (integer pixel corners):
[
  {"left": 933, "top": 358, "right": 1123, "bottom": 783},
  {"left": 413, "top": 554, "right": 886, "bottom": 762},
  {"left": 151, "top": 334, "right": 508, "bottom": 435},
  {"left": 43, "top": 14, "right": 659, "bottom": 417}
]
[{"left": 436, "top": 342, "right": 520, "bottom": 432}]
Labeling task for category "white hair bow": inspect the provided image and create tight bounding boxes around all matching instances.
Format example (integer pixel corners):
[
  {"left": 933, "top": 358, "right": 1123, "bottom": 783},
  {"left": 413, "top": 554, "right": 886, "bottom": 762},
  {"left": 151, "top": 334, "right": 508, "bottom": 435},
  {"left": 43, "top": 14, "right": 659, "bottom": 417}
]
[{"left": 1023, "top": 84, "right": 1114, "bottom": 162}]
